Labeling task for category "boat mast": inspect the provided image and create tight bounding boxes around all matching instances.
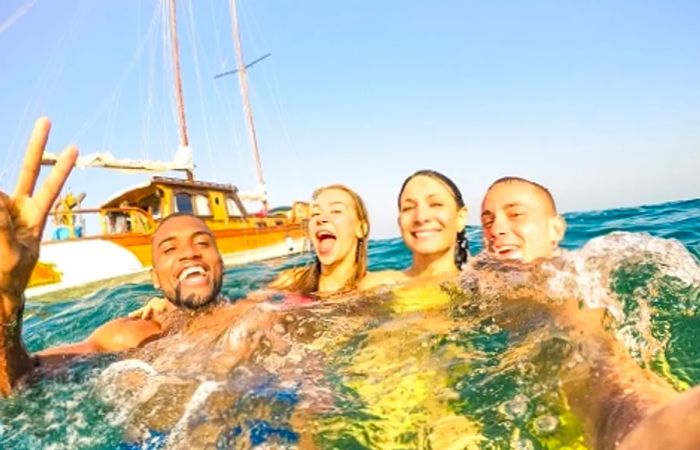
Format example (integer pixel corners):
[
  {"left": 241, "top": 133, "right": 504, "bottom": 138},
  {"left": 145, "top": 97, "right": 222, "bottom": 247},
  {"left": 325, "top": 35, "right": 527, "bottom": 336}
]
[
  {"left": 229, "top": 0, "right": 268, "bottom": 211},
  {"left": 168, "top": 0, "right": 194, "bottom": 181}
]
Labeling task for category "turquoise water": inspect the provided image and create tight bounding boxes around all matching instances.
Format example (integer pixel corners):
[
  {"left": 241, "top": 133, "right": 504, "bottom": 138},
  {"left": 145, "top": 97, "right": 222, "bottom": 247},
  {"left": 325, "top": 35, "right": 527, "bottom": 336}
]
[{"left": 2, "top": 198, "right": 699, "bottom": 449}]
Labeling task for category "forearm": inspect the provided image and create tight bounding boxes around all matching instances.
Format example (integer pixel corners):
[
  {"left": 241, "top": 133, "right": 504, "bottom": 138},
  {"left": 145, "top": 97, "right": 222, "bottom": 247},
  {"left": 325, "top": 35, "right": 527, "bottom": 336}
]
[
  {"left": 561, "top": 333, "right": 676, "bottom": 450},
  {"left": 0, "top": 292, "right": 33, "bottom": 396}
]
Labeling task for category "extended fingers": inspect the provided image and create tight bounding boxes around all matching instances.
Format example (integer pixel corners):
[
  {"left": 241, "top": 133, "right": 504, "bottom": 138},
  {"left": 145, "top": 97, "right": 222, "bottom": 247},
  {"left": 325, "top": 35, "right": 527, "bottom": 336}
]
[
  {"left": 0, "top": 193, "right": 19, "bottom": 265},
  {"left": 34, "top": 145, "right": 78, "bottom": 221},
  {"left": 14, "top": 117, "right": 52, "bottom": 198}
]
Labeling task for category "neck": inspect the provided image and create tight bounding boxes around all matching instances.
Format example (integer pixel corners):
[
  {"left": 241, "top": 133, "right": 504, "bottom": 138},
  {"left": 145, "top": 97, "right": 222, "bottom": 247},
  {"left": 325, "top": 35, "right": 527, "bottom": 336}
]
[
  {"left": 318, "top": 250, "right": 358, "bottom": 294},
  {"left": 406, "top": 248, "right": 458, "bottom": 279}
]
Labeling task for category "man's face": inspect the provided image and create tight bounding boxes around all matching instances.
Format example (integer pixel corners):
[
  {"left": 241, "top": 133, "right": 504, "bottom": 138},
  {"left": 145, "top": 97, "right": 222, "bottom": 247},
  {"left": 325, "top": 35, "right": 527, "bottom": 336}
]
[
  {"left": 151, "top": 215, "right": 223, "bottom": 310},
  {"left": 480, "top": 182, "right": 565, "bottom": 263}
]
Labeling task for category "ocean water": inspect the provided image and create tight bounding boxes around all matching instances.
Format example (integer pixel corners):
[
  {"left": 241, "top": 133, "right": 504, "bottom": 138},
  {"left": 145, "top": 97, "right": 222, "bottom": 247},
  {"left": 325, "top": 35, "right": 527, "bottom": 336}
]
[{"left": 1, "top": 198, "right": 699, "bottom": 449}]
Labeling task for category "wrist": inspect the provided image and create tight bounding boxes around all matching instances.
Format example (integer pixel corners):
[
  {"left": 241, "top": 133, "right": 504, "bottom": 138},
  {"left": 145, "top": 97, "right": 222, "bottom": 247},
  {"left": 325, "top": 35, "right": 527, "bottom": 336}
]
[{"left": 0, "top": 291, "right": 23, "bottom": 326}]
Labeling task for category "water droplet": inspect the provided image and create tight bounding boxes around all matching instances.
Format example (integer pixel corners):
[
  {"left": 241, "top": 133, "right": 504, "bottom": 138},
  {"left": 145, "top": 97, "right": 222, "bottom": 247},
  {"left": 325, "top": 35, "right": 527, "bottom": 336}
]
[
  {"left": 499, "top": 393, "right": 529, "bottom": 418},
  {"left": 533, "top": 415, "right": 558, "bottom": 433},
  {"left": 483, "top": 323, "right": 501, "bottom": 334}
]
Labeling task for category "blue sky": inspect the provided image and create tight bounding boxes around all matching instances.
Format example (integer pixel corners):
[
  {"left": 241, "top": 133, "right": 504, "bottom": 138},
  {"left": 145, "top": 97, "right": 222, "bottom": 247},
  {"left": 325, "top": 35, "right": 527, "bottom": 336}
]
[{"left": 1, "top": 0, "right": 698, "bottom": 238}]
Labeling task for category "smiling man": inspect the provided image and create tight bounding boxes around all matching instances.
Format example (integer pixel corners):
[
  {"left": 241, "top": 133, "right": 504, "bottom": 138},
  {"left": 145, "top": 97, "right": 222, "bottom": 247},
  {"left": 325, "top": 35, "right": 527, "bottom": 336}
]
[
  {"left": 150, "top": 213, "right": 224, "bottom": 310},
  {"left": 0, "top": 119, "right": 256, "bottom": 395},
  {"left": 481, "top": 176, "right": 566, "bottom": 262},
  {"left": 476, "top": 175, "right": 700, "bottom": 450}
]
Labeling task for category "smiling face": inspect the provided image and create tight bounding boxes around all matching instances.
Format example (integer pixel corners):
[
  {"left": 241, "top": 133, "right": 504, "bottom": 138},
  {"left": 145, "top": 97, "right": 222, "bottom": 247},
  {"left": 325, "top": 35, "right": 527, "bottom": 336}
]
[
  {"left": 150, "top": 215, "right": 223, "bottom": 310},
  {"left": 480, "top": 180, "right": 566, "bottom": 263},
  {"left": 398, "top": 175, "right": 467, "bottom": 260},
  {"left": 308, "top": 188, "right": 366, "bottom": 268}
]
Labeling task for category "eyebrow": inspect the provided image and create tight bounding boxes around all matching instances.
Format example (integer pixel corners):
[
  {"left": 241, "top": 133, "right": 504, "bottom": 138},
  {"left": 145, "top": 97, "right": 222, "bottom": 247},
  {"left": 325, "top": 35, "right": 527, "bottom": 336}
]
[
  {"left": 156, "top": 230, "right": 213, "bottom": 248},
  {"left": 481, "top": 202, "right": 529, "bottom": 218}
]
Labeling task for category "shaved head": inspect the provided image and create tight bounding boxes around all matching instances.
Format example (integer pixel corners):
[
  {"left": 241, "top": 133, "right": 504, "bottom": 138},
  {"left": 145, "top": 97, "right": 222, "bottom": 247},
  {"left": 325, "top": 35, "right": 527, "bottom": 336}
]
[{"left": 487, "top": 176, "right": 557, "bottom": 215}]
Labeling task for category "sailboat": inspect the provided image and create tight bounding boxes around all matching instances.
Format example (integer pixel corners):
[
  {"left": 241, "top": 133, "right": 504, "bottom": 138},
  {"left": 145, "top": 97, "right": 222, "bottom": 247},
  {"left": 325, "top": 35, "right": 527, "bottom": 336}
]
[{"left": 27, "top": 0, "right": 309, "bottom": 299}]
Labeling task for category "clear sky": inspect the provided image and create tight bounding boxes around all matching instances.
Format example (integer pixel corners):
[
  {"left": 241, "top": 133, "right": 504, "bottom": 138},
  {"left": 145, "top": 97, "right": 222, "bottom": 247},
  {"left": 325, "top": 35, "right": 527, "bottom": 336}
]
[{"left": 1, "top": 0, "right": 698, "bottom": 238}]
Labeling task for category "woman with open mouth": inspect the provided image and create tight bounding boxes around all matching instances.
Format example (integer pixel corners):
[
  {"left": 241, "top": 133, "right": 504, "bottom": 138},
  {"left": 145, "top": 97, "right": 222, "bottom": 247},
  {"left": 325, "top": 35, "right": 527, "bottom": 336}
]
[
  {"left": 131, "top": 184, "right": 370, "bottom": 319},
  {"left": 268, "top": 184, "right": 370, "bottom": 299}
]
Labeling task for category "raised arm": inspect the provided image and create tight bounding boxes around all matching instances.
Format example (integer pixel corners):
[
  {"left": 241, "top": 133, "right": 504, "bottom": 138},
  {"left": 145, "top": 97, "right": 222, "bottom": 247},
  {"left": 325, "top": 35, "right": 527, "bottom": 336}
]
[{"left": 0, "top": 117, "right": 78, "bottom": 395}]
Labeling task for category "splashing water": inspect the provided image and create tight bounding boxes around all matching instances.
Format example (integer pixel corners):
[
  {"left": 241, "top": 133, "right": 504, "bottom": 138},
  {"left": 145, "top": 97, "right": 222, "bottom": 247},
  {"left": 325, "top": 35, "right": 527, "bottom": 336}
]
[{"left": 1, "top": 199, "right": 699, "bottom": 449}]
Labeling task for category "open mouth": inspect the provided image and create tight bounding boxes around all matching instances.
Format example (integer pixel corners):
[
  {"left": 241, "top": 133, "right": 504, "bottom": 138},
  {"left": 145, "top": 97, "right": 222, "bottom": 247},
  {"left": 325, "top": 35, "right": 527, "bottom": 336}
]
[
  {"left": 493, "top": 245, "right": 522, "bottom": 260},
  {"left": 176, "top": 264, "right": 209, "bottom": 286},
  {"left": 315, "top": 230, "right": 337, "bottom": 254}
]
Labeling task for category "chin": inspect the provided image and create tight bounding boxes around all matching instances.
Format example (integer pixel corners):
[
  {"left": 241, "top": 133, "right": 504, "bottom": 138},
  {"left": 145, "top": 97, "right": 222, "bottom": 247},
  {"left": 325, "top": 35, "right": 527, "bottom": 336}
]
[
  {"left": 173, "top": 283, "right": 221, "bottom": 310},
  {"left": 412, "top": 243, "right": 448, "bottom": 256},
  {"left": 317, "top": 254, "right": 338, "bottom": 266}
]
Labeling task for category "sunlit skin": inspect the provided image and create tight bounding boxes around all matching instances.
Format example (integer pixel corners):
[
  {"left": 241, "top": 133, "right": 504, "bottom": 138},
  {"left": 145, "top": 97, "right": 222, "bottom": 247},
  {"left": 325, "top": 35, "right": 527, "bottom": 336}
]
[
  {"left": 134, "top": 187, "right": 369, "bottom": 315},
  {"left": 358, "top": 175, "right": 467, "bottom": 290},
  {"left": 150, "top": 215, "right": 223, "bottom": 310},
  {"left": 309, "top": 188, "right": 367, "bottom": 293},
  {"left": 398, "top": 175, "right": 467, "bottom": 278},
  {"left": 0, "top": 118, "right": 77, "bottom": 394},
  {"left": 481, "top": 181, "right": 565, "bottom": 263}
]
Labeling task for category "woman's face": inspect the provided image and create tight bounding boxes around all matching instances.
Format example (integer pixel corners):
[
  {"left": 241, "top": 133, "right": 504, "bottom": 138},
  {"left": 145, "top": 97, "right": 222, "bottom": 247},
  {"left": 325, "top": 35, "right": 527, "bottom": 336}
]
[
  {"left": 309, "top": 188, "right": 365, "bottom": 267},
  {"left": 398, "top": 175, "right": 466, "bottom": 259}
]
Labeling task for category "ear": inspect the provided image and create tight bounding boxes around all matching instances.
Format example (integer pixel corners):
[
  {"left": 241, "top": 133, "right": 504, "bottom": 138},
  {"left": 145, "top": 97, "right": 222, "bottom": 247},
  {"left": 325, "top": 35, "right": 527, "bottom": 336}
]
[
  {"left": 150, "top": 268, "right": 161, "bottom": 290},
  {"left": 549, "top": 215, "right": 566, "bottom": 246},
  {"left": 355, "top": 221, "right": 369, "bottom": 239},
  {"left": 456, "top": 206, "right": 468, "bottom": 231}
]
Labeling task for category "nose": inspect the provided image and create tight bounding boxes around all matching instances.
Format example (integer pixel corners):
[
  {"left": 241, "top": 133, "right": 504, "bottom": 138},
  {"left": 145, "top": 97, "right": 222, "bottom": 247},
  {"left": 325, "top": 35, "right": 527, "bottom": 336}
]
[
  {"left": 412, "top": 203, "right": 430, "bottom": 224},
  {"left": 178, "top": 241, "right": 202, "bottom": 260},
  {"left": 314, "top": 212, "right": 329, "bottom": 224},
  {"left": 489, "top": 213, "right": 508, "bottom": 237}
]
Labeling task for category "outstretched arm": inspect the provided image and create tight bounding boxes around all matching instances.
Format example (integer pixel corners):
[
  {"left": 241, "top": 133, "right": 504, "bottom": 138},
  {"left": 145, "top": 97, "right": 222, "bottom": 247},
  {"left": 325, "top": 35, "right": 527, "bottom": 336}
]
[{"left": 0, "top": 118, "right": 77, "bottom": 395}]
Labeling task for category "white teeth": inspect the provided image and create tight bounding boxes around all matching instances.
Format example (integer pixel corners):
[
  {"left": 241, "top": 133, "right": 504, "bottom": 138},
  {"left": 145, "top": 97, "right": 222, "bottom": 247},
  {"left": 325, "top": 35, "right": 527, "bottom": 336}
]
[
  {"left": 413, "top": 230, "right": 438, "bottom": 238},
  {"left": 179, "top": 266, "right": 206, "bottom": 281}
]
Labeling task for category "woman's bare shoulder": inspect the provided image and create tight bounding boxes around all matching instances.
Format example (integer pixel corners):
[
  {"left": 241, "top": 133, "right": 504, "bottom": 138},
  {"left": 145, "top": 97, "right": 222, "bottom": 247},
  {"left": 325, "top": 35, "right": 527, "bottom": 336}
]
[{"left": 358, "top": 270, "right": 407, "bottom": 291}]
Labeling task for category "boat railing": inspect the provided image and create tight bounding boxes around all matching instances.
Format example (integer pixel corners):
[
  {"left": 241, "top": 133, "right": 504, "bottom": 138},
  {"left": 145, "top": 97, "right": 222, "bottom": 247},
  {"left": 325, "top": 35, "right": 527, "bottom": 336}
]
[{"left": 46, "top": 207, "right": 157, "bottom": 241}]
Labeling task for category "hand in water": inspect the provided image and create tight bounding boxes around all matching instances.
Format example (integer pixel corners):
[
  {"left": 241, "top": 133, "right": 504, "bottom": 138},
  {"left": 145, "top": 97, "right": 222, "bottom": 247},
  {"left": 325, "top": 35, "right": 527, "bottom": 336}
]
[
  {"left": 129, "top": 296, "right": 176, "bottom": 320},
  {"left": 0, "top": 118, "right": 77, "bottom": 303}
]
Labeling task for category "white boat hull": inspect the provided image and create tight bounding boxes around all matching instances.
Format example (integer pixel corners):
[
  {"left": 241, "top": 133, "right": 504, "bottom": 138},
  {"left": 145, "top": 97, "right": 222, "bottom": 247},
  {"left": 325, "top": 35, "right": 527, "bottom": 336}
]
[{"left": 26, "top": 237, "right": 308, "bottom": 300}]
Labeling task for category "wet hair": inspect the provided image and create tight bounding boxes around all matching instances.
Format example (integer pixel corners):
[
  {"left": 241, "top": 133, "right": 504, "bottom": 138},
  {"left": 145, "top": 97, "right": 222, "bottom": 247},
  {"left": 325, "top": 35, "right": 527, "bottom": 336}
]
[
  {"left": 487, "top": 176, "right": 558, "bottom": 213},
  {"left": 398, "top": 170, "right": 470, "bottom": 270},
  {"left": 270, "top": 184, "right": 370, "bottom": 295}
]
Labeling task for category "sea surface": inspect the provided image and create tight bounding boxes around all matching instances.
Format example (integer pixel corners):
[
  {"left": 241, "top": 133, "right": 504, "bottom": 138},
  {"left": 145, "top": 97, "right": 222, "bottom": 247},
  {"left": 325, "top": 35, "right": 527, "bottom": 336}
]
[{"left": 1, "top": 198, "right": 699, "bottom": 449}]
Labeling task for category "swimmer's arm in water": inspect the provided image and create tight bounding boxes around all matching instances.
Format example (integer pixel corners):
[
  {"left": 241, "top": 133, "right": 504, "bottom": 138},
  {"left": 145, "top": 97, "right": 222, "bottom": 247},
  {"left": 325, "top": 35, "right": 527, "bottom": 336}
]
[
  {"left": 546, "top": 299, "right": 679, "bottom": 449},
  {"left": 36, "top": 317, "right": 162, "bottom": 364},
  {"left": 0, "top": 118, "right": 77, "bottom": 395}
]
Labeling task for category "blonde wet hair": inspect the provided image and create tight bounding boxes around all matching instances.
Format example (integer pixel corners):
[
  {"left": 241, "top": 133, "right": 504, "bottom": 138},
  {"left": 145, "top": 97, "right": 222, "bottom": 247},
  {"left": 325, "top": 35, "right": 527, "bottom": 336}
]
[{"left": 270, "top": 184, "right": 370, "bottom": 296}]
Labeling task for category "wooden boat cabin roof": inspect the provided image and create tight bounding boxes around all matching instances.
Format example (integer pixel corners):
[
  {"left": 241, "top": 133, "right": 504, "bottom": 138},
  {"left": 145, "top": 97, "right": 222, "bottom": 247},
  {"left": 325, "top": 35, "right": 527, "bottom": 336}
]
[{"left": 100, "top": 176, "right": 249, "bottom": 220}]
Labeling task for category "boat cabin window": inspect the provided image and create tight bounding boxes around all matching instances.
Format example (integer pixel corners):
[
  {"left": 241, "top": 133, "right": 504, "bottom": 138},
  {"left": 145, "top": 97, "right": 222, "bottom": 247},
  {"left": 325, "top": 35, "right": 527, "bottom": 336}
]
[
  {"left": 174, "top": 192, "right": 194, "bottom": 214},
  {"left": 139, "top": 193, "right": 161, "bottom": 219},
  {"left": 226, "top": 197, "right": 243, "bottom": 217},
  {"left": 194, "top": 194, "right": 212, "bottom": 216}
]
